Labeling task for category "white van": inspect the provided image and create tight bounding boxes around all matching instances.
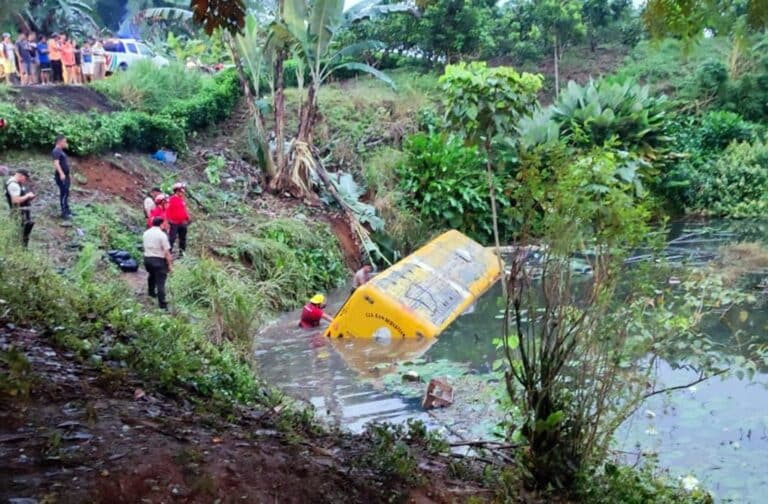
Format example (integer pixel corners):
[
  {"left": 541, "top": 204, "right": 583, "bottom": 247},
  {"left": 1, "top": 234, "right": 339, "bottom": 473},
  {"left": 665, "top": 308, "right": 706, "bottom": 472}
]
[{"left": 103, "top": 38, "right": 169, "bottom": 74}]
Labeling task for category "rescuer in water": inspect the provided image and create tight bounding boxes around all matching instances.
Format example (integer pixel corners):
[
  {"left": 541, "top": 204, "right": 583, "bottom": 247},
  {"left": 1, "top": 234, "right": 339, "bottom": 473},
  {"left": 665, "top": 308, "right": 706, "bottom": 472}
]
[{"left": 299, "top": 294, "right": 334, "bottom": 329}]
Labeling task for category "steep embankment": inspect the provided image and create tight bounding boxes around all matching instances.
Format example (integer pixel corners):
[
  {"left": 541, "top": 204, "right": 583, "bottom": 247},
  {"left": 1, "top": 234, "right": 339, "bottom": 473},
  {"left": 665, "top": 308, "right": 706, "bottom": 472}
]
[
  {"left": 2, "top": 326, "right": 491, "bottom": 503},
  {"left": 0, "top": 81, "right": 499, "bottom": 503}
]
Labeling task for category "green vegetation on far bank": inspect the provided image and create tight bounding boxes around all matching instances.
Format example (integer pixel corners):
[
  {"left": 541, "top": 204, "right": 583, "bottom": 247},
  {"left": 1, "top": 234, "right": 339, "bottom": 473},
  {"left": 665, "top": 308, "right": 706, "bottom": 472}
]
[{"left": 0, "top": 65, "right": 240, "bottom": 155}]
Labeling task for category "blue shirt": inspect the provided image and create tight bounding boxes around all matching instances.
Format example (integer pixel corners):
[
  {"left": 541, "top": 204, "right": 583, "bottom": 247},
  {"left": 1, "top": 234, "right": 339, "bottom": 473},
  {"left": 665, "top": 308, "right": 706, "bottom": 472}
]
[{"left": 37, "top": 41, "right": 49, "bottom": 64}]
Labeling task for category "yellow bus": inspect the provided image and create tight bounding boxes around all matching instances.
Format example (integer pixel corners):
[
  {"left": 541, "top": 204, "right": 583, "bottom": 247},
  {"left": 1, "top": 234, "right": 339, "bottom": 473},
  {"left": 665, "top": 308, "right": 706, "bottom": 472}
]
[{"left": 325, "top": 230, "right": 501, "bottom": 342}]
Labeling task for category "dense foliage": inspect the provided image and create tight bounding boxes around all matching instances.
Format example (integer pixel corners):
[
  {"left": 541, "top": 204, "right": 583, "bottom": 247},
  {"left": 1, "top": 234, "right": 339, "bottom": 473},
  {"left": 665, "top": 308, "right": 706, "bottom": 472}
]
[
  {"left": 338, "top": 0, "right": 638, "bottom": 65},
  {"left": 0, "top": 69, "right": 240, "bottom": 154},
  {"left": 397, "top": 133, "right": 504, "bottom": 242}
]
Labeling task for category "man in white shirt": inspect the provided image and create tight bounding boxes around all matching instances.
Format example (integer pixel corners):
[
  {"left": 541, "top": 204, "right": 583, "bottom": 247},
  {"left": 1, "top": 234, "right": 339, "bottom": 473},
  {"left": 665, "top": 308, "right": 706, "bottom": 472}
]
[
  {"left": 143, "top": 186, "right": 162, "bottom": 218},
  {"left": 143, "top": 217, "right": 173, "bottom": 310},
  {"left": 353, "top": 263, "right": 373, "bottom": 289},
  {"left": 5, "top": 169, "right": 36, "bottom": 247}
]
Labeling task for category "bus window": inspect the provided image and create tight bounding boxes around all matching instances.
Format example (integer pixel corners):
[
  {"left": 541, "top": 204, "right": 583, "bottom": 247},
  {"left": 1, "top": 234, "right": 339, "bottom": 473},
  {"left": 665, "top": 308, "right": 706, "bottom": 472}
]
[{"left": 126, "top": 43, "right": 138, "bottom": 54}]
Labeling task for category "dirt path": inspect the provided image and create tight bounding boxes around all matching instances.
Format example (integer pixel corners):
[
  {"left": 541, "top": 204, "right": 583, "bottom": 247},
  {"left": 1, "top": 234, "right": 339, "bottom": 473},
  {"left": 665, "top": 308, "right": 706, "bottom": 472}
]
[{"left": 0, "top": 327, "right": 490, "bottom": 504}]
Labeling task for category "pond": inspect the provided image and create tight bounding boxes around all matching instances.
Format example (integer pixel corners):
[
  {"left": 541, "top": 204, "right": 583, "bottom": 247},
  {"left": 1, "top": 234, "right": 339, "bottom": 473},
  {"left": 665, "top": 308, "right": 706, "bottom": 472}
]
[{"left": 253, "top": 219, "right": 768, "bottom": 503}]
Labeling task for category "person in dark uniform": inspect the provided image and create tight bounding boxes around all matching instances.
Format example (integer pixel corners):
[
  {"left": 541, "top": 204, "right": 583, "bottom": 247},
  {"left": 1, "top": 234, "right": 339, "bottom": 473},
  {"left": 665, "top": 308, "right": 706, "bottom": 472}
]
[
  {"left": 5, "top": 169, "right": 36, "bottom": 247},
  {"left": 52, "top": 134, "right": 72, "bottom": 218}
]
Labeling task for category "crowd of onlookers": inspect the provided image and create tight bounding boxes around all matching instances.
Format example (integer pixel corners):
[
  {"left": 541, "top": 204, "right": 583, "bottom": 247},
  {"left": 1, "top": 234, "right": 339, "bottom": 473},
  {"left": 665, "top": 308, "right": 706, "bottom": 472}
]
[{"left": 0, "top": 30, "right": 108, "bottom": 86}]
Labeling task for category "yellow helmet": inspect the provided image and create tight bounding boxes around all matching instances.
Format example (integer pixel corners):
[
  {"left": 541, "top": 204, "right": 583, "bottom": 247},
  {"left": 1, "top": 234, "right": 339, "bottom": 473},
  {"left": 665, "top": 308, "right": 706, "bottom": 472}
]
[{"left": 310, "top": 294, "right": 325, "bottom": 305}]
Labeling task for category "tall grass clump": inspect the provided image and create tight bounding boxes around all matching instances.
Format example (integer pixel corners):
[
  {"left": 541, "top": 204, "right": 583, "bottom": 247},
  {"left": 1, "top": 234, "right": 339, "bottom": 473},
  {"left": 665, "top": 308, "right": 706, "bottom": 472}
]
[
  {"left": 218, "top": 218, "right": 346, "bottom": 310},
  {"left": 168, "top": 257, "right": 266, "bottom": 345},
  {"left": 92, "top": 61, "right": 206, "bottom": 111}
]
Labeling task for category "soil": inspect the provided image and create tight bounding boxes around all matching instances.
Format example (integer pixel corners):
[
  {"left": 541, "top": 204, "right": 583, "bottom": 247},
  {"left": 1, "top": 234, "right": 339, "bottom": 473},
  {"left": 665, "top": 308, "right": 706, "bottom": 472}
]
[
  {"left": 490, "top": 44, "right": 630, "bottom": 104},
  {"left": 76, "top": 157, "right": 148, "bottom": 205},
  {"left": 0, "top": 327, "right": 491, "bottom": 504},
  {"left": 10, "top": 85, "right": 118, "bottom": 113},
  {"left": 328, "top": 214, "right": 363, "bottom": 269}
]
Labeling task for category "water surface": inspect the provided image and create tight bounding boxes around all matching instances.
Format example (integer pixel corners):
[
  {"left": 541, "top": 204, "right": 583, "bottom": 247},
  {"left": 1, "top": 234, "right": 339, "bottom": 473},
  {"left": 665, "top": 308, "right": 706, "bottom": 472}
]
[{"left": 254, "top": 220, "right": 768, "bottom": 502}]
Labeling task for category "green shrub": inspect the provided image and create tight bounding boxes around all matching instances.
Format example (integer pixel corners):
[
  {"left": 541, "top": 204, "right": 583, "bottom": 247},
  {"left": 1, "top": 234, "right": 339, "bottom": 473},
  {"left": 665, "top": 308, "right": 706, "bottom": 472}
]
[
  {"left": 698, "top": 110, "right": 755, "bottom": 151},
  {"left": 362, "top": 147, "right": 404, "bottom": 197},
  {"left": 550, "top": 79, "right": 671, "bottom": 155},
  {"left": 217, "top": 218, "right": 346, "bottom": 310},
  {"left": 160, "top": 70, "right": 241, "bottom": 130},
  {"left": 397, "top": 132, "right": 506, "bottom": 243},
  {"left": 0, "top": 69, "right": 240, "bottom": 155},
  {"left": 696, "top": 60, "right": 728, "bottom": 98},
  {"left": 723, "top": 60, "right": 768, "bottom": 122},
  {"left": 578, "top": 462, "right": 713, "bottom": 504},
  {"left": 692, "top": 140, "right": 768, "bottom": 217}
]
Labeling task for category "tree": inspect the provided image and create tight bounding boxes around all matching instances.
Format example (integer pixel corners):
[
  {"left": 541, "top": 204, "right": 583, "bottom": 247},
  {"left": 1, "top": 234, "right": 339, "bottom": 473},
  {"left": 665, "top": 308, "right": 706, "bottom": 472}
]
[
  {"left": 440, "top": 62, "right": 542, "bottom": 284},
  {"left": 528, "top": 0, "right": 585, "bottom": 96},
  {"left": 418, "top": 0, "right": 494, "bottom": 63},
  {"left": 263, "top": 0, "right": 399, "bottom": 196},
  {"left": 643, "top": 0, "right": 768, "bottom": 41},
  {"left": 190, "top": 0, "right": 246, "bottom": 35},
  {"left": 0, "top": 0, "right": 27, "bottom": 28},
  {"left": 6, "top": 0, "right": 100, "bottom": 36}
]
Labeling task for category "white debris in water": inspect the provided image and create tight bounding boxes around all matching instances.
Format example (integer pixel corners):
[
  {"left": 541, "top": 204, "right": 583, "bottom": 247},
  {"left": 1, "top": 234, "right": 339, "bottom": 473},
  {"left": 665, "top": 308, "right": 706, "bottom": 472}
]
[
  {"left": 645, "top": 427, "right": 657, "bottom": 436},
  {"left": 644, "top": 409, "right": 656, "bottom": 419},
  {"left": 680, "top": 475, "right": 700, "bottom": 492}
]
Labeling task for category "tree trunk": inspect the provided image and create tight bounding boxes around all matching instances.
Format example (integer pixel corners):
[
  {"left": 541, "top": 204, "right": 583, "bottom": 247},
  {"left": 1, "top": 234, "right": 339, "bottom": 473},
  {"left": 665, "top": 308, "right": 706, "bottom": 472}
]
[
  {"left": 226, "top": 35, "right": 275, "bottom": 179},
  {"left": 485, "top": 142, "right": 506, "bottom": 297},
  {"left": 274, "top": 50, "right": 287, "bottom": 174},
  {"left": 297, "top": 83, "right": 318, "bottom": 143},
  {"left": 553, "top": 34, "right": 560, "bottom": 97}
]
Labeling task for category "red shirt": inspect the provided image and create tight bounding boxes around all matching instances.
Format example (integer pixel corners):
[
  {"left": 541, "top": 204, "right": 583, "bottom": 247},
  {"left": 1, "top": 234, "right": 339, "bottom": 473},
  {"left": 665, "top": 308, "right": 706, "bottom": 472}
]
[
  {"left": 166, "top": 194, "right": 189, "bottom": 224},
  {"left": 300, "top": 303, "right": 324, "bottom": 329},
  {"left": 147, "top": 206, "right": 167, "bottom": 229}
]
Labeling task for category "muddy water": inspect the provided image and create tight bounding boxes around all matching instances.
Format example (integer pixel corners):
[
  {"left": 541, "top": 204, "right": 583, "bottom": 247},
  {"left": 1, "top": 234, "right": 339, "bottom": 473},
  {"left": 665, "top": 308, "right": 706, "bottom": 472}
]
[{"left": 254, "top": 220, "right": 768, "bottom": 502}]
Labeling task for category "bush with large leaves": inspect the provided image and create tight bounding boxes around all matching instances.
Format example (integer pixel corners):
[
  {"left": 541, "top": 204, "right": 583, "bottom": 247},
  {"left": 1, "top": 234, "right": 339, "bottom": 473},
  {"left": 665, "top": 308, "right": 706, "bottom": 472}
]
[{"left": 550, "top": 79, "right": 671, "bottom": 160}]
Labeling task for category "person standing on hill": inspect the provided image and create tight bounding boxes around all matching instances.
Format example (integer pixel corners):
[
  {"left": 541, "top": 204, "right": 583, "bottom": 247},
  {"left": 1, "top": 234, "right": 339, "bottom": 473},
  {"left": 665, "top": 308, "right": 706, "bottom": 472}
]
[
  {"left": 15, "top": 31, "right": 31, "bottom": 86},
  {"left": 143, "top": 216, "right": 173, "bottom": 310},
  {"left": 2, "top": 33, "right": 17, "bottom": 84},
  {"left": 91, "top": 39, "right": 105, "bottom": 80},
  {"left": 81, "top": 41, "right": 93, "bottom": 83},
  {"left": 143, "top": 187, "right": 162, "bottom": 218},
  {"left": 37, "top": 35, "right": 50, "bottom": 85},
  {"left": 5, "top": 169, "right": 36, "bottom": 248},
  {"left": 60, "top": 35, "right": 75, "bottom": 85},
  {"left": 28, "top": 32, "right": 39, "bottom": 85},
  {"left": 166, "top": 183, "right": 190, "bottom": 255},
  {"left": 49, "top": 33, "right": 62, "bottom": 83},
  {"left": 52, "top": 135, "right": 72, "bottom": 219},
  {"left": 148, "top": 193, "right": 169, "bottom": 231}
]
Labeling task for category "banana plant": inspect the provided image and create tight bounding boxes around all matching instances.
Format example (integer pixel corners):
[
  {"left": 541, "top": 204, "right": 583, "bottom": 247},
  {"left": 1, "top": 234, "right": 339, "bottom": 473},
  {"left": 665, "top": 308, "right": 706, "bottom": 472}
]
[
  {"left": 272, "top": 0, "right": 398, "bottom": 146},
  {"left": 23, "top": 0, "right": 100, "bottom": 36}
]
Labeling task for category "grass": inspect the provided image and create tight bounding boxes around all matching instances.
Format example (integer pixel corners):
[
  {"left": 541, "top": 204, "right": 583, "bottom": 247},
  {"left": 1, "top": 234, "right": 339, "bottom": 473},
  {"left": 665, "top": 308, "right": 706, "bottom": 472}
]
[
  {"left": 280, "top": 69, "right": 438, "bottom": 173},
  {"left": 91, "top": 60, "right": 208, "bottom": 111},
  {"left": 612, "top": 37, "right": 729, "bottom": 99},
  {"left": 362, "top": 146, "right": 403, "bottom": 197},
  {"left": 0, "top": 218, "right": 267, "bottom": 404}
]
